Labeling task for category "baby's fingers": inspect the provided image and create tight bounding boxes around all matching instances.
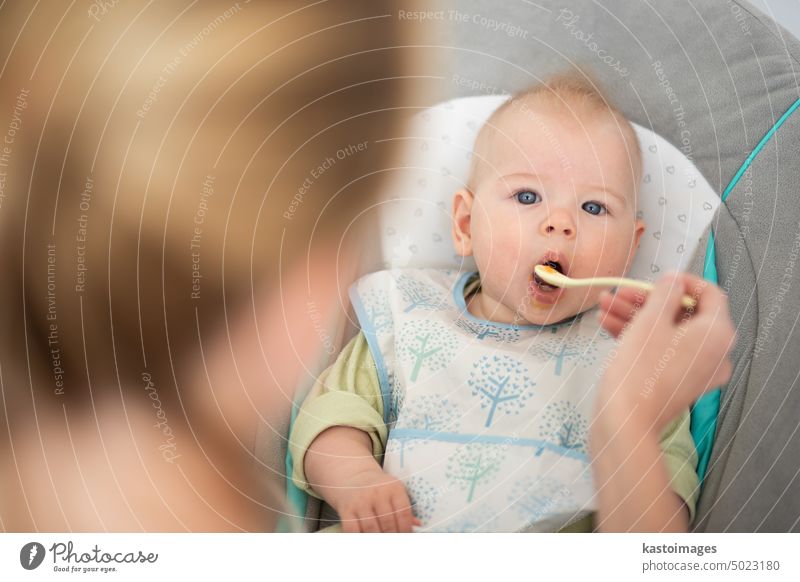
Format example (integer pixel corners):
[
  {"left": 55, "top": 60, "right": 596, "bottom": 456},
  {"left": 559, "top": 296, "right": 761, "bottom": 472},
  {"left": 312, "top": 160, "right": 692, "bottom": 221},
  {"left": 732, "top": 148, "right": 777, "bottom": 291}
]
[
  {"left": 356, "top": 509, "right": 382, "bottom": 533},
  {"left": 340, "top": 511, "right": 361, "bottom": 533},
  {"left": 392, "top": 492, "right": 417, "bottom": 533},
  {"left": 376, "top": 499, "right": 400, "bottom": 532}
]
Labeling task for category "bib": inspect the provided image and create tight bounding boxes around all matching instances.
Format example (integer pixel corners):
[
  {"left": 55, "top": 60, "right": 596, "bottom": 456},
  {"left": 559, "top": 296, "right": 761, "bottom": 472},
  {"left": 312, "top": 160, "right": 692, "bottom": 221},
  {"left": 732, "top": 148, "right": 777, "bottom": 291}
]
[{"left": 349, "top": 268, "right": 618, "bottom": 532}]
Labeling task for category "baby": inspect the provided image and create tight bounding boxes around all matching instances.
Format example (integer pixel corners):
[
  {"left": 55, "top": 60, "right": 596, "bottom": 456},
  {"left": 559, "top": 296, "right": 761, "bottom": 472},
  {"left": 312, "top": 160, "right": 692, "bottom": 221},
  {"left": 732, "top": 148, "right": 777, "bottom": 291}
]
[{"left": 289, "top": 74, "right": 699, "bottom": 532}]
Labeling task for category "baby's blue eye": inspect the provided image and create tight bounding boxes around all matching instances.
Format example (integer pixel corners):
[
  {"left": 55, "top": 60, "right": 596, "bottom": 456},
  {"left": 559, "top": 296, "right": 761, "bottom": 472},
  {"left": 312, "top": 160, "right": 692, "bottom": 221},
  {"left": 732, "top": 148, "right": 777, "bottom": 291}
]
[
  {"left": 582, "top": 201, "right": 607, "bottom": 215},
  {"left": 515, "top": 190, "right": 540, "bottom": 205}
]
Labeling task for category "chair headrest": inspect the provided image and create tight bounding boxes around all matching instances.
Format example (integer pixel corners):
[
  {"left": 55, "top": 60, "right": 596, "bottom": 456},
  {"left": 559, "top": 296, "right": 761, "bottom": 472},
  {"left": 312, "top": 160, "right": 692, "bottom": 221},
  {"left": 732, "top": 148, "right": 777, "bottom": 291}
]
[{"left": 378, "top": 95, "right": 720, "bottom": 281}]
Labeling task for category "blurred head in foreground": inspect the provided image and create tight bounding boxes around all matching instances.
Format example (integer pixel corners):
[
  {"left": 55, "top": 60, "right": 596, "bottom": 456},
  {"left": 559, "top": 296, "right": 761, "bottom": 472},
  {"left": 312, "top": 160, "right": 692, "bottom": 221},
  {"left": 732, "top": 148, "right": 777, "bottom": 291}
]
[{"left": 0, "top": 0, "right": 421, "bottom": 531}]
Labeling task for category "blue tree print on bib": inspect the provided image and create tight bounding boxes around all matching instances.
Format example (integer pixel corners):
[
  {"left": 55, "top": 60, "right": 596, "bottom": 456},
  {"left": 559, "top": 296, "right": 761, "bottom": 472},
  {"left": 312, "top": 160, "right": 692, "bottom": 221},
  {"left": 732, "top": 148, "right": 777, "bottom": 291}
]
[
  {"left": 428, "top": 503, "right": 500, "bottom": 533},
  {"left": 392, "top": 395, "right": 461, "bottom": 467},
  {"left": 509, "top": 475, "right": 574, "bottom": 527},
  {"left": 535, "top": 401, "right": 589, "bottom": 457},
  {"left": 468, "top": 355, "right": 535, "bottom": 427},
  {"left": 455, "top": 317, "right": 521, "bottom": 343},
  {"left": 445, "top": 443, "right": 504, "bottom": 503},
  {"left": 405, "top": 475, "right": 441, "bottom": 525},
  {"left": 386, "top": 370, "right": 404, "bottom": 427},
  {"left": 528, "top": 332, "right": 603, "bottom": 376},
  {"left": 360, "top": 287, "right": 393, "bottom": 334},
  {"left": 395, "top": 274, "right": 449, "bottom": 313},
  {"left": 597, "top": 326, "right": 614, "bottom": 341},
  {"left": 397, "top": 319, "right": 458, "bottom": 381},
  {"left": 399, "top": 394, "right": 461, "bottom": 432}
]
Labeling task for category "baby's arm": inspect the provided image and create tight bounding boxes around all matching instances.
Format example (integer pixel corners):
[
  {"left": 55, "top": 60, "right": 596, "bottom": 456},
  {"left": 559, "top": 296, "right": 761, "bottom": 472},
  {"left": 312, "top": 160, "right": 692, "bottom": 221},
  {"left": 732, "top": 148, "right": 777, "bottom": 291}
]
[
  {"left": 304, "top": 426, "right": 419, "bottom": 532},
  {"left": 289, "top": 332, "right": 420, "bottom": 532}
]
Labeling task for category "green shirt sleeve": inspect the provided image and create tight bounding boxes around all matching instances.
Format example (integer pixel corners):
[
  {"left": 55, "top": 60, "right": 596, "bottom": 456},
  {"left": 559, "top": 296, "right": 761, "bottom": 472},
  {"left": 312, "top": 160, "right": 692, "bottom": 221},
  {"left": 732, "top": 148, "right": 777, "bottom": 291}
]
[
  {"left": 288, "top": 331, "right": 386, "bottom": 499},
  {"left": 659, "top": 408, "right": 701, "bottom": 523}
]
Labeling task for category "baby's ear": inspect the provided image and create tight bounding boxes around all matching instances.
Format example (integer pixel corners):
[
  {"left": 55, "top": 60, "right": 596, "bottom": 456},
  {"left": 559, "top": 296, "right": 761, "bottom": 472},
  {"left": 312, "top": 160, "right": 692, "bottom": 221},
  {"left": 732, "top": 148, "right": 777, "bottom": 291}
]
[
  {"left": 452, "top": 189, "right": 474, "bottom": 256},
  {"left": 633, "top": 218, "right": 646, "bottom": 249},
  {"left": 624, "top": 218, "right": 646, "bottom": 274}
]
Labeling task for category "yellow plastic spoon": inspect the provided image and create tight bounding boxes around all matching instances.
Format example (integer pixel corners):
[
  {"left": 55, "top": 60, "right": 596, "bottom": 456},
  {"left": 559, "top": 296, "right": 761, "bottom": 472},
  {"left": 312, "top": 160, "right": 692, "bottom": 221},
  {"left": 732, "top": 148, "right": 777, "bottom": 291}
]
[{"left": 533, "top": 264, "right": 697, "bottom": 309}]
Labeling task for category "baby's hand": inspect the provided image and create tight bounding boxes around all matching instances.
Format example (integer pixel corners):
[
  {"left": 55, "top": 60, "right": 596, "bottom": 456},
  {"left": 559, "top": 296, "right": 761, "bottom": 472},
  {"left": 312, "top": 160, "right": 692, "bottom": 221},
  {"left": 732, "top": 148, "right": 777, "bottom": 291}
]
[{"left": 333, "top": 468, "right": 422, "bottom": 533}]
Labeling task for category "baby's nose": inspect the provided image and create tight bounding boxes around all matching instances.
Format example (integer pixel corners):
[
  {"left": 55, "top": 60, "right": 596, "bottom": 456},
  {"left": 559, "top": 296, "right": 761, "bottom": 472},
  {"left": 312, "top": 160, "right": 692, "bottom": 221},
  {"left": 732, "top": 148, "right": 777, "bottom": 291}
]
[{"left": 540, "top": 210, "right": 575, "bottom": 238}]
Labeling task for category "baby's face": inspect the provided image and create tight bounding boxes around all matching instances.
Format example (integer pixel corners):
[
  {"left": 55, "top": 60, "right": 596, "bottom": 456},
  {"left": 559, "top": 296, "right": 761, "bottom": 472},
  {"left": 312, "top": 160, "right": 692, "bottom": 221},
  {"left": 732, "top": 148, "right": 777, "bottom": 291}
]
[{"left": 453, "top": 104, "right": 645, "bottom": 326}]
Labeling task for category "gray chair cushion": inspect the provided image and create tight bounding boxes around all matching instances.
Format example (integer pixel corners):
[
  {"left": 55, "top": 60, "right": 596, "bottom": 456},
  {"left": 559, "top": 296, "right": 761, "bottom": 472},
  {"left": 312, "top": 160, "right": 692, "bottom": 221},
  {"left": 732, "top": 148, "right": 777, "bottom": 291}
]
[{"left": 435, "top": 0, "right": 800, "bottom": 531}]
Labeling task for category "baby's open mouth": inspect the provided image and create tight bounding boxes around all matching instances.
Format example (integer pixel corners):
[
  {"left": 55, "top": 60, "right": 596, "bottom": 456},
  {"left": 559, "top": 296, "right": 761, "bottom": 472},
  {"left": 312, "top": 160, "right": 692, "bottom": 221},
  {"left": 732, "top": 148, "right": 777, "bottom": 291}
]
[{"left": 532, "top": 261, "right": 563, "bottom": 292}]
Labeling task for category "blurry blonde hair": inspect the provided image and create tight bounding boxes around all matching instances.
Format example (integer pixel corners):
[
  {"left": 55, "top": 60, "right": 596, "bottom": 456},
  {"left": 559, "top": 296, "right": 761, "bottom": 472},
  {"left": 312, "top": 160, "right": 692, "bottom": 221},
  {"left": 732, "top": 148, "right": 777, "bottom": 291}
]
[{"left": 0, "top": 0, "right": 419, "bottom": 530}]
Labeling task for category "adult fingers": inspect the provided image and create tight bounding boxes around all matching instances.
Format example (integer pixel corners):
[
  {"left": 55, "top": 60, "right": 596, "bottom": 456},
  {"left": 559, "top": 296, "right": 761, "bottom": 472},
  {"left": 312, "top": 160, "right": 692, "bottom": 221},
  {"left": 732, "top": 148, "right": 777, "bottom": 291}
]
[
  {"left": 683, "top": 275, "right": 733, "bottom": 326},
  {"left": 714, "top": 354, "right": 735, "bottom": 388},
  {"left": 598, "top": 289, "right": 645, "bottom": 337},
  {"left": 677, "top": 274, "right": 737, "bottom": 353},
  {"left": 603, "top": 286, "right": 647, "bottom": 310},
  {"left": 695, "top": 353, "right": 735, "bottom": 398},
  {"left": 598, "top": 307, "right": 628, "bottom": 338},
  {"left": 667, "top": 273, "right": 738, "bottom": 388},
  {"left": 638, "top": 272, "right": 692, "bottom": 329},
  {"left": 695, "top": 310, "right": 738, "bottom": 382}
]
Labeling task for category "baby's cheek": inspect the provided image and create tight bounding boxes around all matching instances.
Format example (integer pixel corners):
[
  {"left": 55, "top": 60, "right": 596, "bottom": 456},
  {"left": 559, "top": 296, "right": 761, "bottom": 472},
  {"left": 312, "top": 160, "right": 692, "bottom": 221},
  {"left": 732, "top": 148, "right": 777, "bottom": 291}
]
[
  {"left": 477, "top": 232, "right": 515, "bottom": 264},
  {"left": 592, "top": 243, "right": 632, "bottom": 275},
  {"left": 613, "top": 246, "right": 636, "bottom": 272},
  {"left": 582, "top": 287, "right": 605, "bottom": 306},
  {"left": 497, "top": 230, "right": 531, "bottom": 255}
]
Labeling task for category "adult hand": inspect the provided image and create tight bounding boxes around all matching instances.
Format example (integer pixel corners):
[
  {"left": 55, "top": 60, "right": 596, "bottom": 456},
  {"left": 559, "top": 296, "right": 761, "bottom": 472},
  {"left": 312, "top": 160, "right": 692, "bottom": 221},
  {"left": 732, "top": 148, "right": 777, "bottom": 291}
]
[
  {"left": 596, "top": 272, "right": 737, "bottom": 432},
  {"left": 598, "top": 285, "right": 648, "bottom": 338}
]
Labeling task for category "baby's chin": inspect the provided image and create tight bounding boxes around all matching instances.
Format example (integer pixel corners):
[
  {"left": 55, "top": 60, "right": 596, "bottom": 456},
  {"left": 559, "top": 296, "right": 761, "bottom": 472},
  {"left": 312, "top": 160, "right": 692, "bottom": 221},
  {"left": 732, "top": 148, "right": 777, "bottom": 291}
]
[{"left": 518, "top": 296, "right": 601, "bottom": 327}]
